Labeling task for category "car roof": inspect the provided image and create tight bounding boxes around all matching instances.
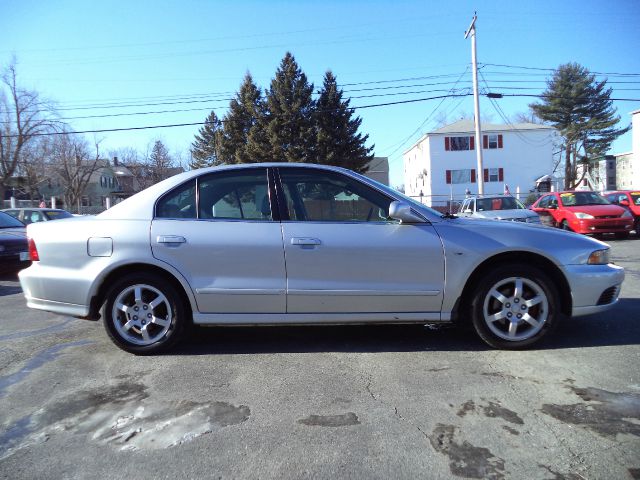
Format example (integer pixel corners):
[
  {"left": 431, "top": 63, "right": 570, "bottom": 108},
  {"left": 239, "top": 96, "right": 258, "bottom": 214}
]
[{"left": 98, "top": 163, "right": 373, "bottom": 221}]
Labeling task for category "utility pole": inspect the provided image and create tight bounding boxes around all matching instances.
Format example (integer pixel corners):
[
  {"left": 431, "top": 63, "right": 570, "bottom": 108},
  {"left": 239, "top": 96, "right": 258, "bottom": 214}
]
[{"left": 465, "top": 13, "right": 484, "bottom": 195}]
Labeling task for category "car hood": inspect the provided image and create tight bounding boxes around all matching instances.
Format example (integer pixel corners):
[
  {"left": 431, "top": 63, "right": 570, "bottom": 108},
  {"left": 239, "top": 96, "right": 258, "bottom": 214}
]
[
  {"left": 434, "top": 217, "right": 608, "bottom": 266},
  {"left": 472, "top": 209, "right": 539, "bottom": 220},
  {"left": 563, "top": 204, "right": 625, "bottom": 216}
]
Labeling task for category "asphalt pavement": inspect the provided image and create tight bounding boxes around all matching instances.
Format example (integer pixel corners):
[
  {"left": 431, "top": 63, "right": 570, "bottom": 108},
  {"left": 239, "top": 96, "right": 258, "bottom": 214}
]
[{"left": 0, "top": 237, "right": 639, "bottom": 479}]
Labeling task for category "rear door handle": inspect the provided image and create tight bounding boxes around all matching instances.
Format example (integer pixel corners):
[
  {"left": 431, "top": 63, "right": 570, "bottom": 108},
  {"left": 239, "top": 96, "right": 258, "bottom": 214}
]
[
  {"left": 291, "top": 237, "right": 321, "bottom": 246},
  {"left": 157, "top": 235, "right": 186, "bottom": 244}
]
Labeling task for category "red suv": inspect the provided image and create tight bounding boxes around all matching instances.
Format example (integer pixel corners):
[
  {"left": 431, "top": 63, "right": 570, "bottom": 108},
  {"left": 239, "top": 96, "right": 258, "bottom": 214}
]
[
  {"left": 531, "top": 190, "right": 634, "bottom": 238},
  {"left": 603, "top": 190, "right": 640, "bottom": 236}
]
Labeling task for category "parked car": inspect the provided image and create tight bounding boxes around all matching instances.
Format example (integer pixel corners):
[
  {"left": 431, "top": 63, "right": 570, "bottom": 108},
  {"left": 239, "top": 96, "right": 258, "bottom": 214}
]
[
  {"left": 19, "top": 164, "right": 624, "bottom": 353},
  {"left": 531, "top": 191, "right": 634, "bottom": 238},
  {"left": 603, "top": 190, "right": 640, "bottom": 236},
  {"left": 0, "top": 211, "right": 30, "bottom": 274},
  {"left": 458, "top": 195, "right": 541, "bottom": 224},
  {"left": 2, "top": 207, "right": 74, "bottom": 225}
]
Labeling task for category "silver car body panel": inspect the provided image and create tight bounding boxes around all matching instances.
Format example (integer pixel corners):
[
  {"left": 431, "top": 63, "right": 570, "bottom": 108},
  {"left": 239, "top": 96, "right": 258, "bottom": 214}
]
[{"left": 19, "top": 163, "right": 623, "bottom": 327}]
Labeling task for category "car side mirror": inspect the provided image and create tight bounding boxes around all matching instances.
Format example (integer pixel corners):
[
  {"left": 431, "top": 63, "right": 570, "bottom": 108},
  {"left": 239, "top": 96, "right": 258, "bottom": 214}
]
[
  {"left": 620, "top": 199, "right": 630, "bottom": 207},
  {"left": 548, "top": 204, "right": 557, "bottom": 210},
  {"left": 389, "top": 201, "right": 425, "bottom": 224}
]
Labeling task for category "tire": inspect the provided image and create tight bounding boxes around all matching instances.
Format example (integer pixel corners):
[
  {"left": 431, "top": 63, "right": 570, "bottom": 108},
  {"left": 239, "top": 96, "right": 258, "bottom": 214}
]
[
  {"left": 560, "top": 220, "right": 571, "bottom": 231},
  {"left": 102, "top": 273, "right": 188, "bottom": 354},
  {"left": 614, "top": 232, "right": 630, "bottom": 239},
  {"left": 635, "top": 218, "right": 640, "bottom": 237},
  {"left": 470, "top": 264, "right": 562, "bottom": 349}
]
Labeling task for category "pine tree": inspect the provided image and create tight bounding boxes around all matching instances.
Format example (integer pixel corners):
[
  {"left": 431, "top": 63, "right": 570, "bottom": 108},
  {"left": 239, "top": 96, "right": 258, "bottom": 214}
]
[
  {"left": 315, "top": 71, "right": 373, "bottom": 173},
  {"left": 148, "top": 140, "right": 172, "bottom": 184},
  {"left": 219, "top": 73, "right": 266, "bottom": 164},
  {"left": 530, "top": 63, "right": 629, "bottom": 189},
  {"left": 260, "top": 52, "right": 316, "bottom": 163},
  {"left": 190, "top": 111, "right": 222, "bottom": 169}
]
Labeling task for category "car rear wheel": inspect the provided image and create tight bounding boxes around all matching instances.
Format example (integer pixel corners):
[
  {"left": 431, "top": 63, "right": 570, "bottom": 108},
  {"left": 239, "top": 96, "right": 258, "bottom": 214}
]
[
  {"left": 470, "top": 265, "right": 561, "bottom": 349},
  {"left": 103, "top": 274, "right": 187, "bottom": 354},
  {"left": 634, "top": 218, "right": 640, "bottom": 237}
]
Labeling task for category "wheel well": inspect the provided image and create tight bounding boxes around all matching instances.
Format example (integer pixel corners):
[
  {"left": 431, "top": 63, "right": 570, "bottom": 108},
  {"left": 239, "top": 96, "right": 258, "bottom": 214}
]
[
  {"left": 454, "top": 252, "right": 572, "bottom": 323},
  {"left": 88, "top": 263, "right": 193, "bottom": 321}
]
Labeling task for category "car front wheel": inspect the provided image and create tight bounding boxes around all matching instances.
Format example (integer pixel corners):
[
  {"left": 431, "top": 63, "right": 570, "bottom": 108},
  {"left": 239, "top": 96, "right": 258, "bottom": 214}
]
[
  {"left": 103, "top": 274, "right": 187, "bottom": 354},
  {"left": 470, "top": 265, "right": 561, "bottom": 349}
]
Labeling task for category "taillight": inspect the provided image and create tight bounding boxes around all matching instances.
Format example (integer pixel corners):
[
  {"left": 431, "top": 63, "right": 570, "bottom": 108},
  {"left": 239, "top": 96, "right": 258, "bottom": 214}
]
[{"left": 28, "top": 238, "right": 40, "bottom": 261}]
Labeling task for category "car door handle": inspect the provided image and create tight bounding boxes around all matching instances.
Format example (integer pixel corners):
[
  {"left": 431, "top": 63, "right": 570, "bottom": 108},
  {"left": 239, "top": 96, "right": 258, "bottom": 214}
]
[
  {"left": 157, "top": 235, "right": 186, "bottom": 244},
  {"left": 291, "top": 237, "right": 321, "bottom": 246}
]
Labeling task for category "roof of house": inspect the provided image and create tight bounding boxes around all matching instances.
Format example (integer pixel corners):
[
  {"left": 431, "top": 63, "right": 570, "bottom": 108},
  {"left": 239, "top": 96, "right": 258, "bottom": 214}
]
[{"left": 428, "top": 119, "right": 556, "bottom": 135}]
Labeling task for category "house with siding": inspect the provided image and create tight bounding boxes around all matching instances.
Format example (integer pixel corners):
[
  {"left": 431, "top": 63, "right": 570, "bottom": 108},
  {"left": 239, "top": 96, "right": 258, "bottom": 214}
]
[{"left": 403, "top": 119, "right": 557, "bottom": 208}]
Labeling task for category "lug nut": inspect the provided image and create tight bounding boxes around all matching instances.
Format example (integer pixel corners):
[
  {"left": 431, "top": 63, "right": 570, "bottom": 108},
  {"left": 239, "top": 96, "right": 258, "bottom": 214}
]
[
  {"left": 514, "top": 298, "right": 519, "bottom": 303},
  {"left": 521, "top": 305, "right": 527, "bottom": 310},
  {"left": 507, "top": 312, "right": 512, "bottom": 318},
  {"left": 506, "top": 303, "right": 511, "bottom": 308}
]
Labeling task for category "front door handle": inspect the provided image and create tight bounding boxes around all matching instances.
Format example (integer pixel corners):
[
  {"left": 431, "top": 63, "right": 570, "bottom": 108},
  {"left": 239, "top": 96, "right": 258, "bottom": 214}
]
[
  {"left": 157, "top": 235, "right": 186, "bottom": 244},
  {"left": 291, "top": 237, "right": 321, "bottom": 246}
]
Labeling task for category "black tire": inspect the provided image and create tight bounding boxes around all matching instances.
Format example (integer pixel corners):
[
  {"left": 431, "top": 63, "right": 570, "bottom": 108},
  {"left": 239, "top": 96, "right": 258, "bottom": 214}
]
[
  {"left": 614, "top": 232, "right": 630, "bottom": 239},
  {"left": 102, "top": 273, "right": 188, "bottom": 354},
  {"left": 560, "top": 220, "right": 571, "bottom": 231},
  {"left": 634, "top": 218, "right": 640, "bottom": 237},
  {"left": 470, "top": 264, "right": 562, "bottom": 349}
]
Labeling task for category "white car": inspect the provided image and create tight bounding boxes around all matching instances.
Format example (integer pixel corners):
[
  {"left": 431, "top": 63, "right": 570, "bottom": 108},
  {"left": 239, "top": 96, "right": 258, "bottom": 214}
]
[
  {"left": 459, "top": 195, "right": 541, "bottom": 223},
  {"left": 19, "top": 164, "right": 623, "bottom": 354}
]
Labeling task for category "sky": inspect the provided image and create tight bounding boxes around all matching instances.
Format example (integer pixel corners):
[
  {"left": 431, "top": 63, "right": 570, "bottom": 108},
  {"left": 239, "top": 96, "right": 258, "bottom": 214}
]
[{"left": 2, "top": 0, "right": 639, "bottom": 187}]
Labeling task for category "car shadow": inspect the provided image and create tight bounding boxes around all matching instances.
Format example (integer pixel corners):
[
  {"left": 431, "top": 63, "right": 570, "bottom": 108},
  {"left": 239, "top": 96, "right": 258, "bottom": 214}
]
[
  {"left": 0, "top": 272, "right": 23, "bottom": 297},
  {"left": 172, "top": 298, "right": 640, "bottom": 355},
  {"left": 174, "top": 323, "right": 488, "bottom": 355}
]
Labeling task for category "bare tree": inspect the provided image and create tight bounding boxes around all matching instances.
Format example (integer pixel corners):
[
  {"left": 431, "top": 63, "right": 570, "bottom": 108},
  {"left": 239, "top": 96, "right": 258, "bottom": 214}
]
[
  {"left": 0, "top": 60, "right": 59, "bottom": 204},
  {"left": 50, "top": 132, "right": 103, "bottom": 211}
]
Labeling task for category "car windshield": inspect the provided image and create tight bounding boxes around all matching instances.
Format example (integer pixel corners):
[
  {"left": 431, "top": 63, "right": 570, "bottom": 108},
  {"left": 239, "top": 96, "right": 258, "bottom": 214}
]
[
  {"left": 0, "top": 211, "right": 25, "bottom": 228},
  {"left": 559, "top": 191, "right": 610, "bottom": 206},
  {"left": 44, "top": 210, "right": 73, "bottom": 220},
  {"left": 631, "top": 193, "right": 640, "bottom": 206},
  {"left": 476, "top": 197, "right": 525, "bottom": 211}
]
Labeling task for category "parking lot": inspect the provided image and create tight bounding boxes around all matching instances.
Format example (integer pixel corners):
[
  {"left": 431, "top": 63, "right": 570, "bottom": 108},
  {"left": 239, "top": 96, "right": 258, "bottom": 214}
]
[{"left": 0, "top": 238, "right": 639, "bottom": 480}]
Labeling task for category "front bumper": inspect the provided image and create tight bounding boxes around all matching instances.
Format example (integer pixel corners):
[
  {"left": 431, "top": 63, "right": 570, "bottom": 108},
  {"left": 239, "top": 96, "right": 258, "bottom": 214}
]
[
  {"left": 564, "top": 263, "right": 624, "bottom": 316},
  {"left": 570, "top": 218, "right": 634, "bottom": 234}
]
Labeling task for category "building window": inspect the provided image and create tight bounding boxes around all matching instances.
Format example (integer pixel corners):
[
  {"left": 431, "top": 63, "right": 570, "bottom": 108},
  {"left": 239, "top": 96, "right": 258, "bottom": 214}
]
[
  {"left": 446, "top": 169, "right": 476, "bottom": 184},
  {"left": 445, "top": 136, "right": 475, "bottom": 151},
  {"left": 483, "top": 168, "right": 504, "bottom": 182},
  {"left": 483, "top": 134, "right": 503, "bottom": 149}
]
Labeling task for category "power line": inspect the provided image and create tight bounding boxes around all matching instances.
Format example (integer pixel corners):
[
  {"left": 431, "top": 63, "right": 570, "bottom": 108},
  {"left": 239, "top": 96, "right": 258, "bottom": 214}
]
[
  {"left": 2, "top": 93, "right": 475, "bottom": 138},
  {"left": 479, "top": 62, "right": 640, "bottom": 77}
]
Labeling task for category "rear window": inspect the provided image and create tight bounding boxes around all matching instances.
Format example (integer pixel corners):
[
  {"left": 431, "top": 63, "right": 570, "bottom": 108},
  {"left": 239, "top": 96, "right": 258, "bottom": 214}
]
[
  {"left": 44, "top": 210, "right": 74, "bottom": 220},
  {"left": 0, "top": 211, "right": 25, "bottom": 228}
]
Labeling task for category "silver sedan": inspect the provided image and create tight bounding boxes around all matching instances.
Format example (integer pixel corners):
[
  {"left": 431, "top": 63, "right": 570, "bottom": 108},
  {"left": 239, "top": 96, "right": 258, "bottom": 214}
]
[{"left": 19, "top": 163, "right": 624, "bottom": 353}]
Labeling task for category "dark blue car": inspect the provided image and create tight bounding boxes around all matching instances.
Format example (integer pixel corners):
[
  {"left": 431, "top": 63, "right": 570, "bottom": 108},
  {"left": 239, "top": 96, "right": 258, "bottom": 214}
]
[{"left": 0, "top": 211, "right": 30, "bottom": 274}]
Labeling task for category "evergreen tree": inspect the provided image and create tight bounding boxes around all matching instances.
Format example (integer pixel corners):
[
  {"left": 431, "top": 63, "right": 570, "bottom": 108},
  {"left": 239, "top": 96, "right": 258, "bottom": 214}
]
[
  {"left": 220, "top": 73, "right": 266, "bottom": 164},
  {"left": 530, "top": 63, "right": 629, "bottom": 189},
  {"left": 315, "top": 71, "right": 373, "bottom": 173},
  {"left": 190, "top": 111, "right": 222, "bottom": 169},
  {"left": 260, "top": 52, "right": 316, "bottom": 163}
]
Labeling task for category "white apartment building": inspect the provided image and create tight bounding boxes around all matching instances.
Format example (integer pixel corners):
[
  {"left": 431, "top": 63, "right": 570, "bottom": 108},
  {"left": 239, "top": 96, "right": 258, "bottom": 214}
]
[
  {"left": 614, "top": 109, "right": 639, "bottom": 189},
  {"left": 404, "top": 119, "right": 557, "bottom": 207}
]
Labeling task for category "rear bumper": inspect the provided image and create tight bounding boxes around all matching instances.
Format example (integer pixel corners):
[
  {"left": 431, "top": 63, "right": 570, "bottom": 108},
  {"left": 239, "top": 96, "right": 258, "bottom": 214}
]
[
  {"left": 24, "top": 295, "right": 90, "bottom": 318},
  {"left": 565, "top": 263, "right": 624, "bottom": 317}
]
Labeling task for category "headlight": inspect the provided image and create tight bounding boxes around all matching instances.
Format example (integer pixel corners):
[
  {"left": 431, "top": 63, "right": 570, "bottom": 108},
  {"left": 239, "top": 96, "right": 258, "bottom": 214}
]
[
  {"left": 621, "top": 210, "right": 632, "bottom": 218},
  {"left": 575, "top": 212, "right": 594, "bottom": 219},
  {"left": 587, "top": 248, "right": 610, "bottom": 265}
]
